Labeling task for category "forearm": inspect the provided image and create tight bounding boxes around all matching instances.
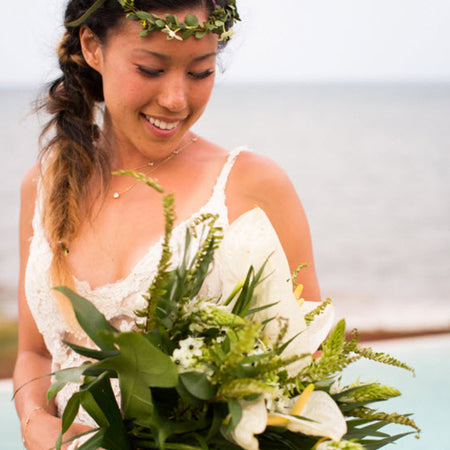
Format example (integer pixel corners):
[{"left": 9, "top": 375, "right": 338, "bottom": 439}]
[{"left": 13, "top": 350, "right": 56, "bottom": 420}]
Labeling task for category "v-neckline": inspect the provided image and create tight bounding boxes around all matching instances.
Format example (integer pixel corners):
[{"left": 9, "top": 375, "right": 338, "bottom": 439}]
[
  {"left": 71, "top": 148, "right": 244, "bottom": 294},
  {"left": 73, "top": 189, "right": 227, "bottom": 295}
]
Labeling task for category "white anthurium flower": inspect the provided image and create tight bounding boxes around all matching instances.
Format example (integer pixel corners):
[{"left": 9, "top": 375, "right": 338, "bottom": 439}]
[
  {"left": 228, "top": 396, "right": 267, "bottom": 450},
  {"left": 215, "top": 207, "right": 334, "bottom": 375},
  {"left": 268, "top": 386, "right": 347, "bottom": 442}
]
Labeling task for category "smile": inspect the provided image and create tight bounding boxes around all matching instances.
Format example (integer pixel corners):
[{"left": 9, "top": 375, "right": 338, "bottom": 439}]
[{"left": 143, "top": 114, "right": 181, "bottom": 131}]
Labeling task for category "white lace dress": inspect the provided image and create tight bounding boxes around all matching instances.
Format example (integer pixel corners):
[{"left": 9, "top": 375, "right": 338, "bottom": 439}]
[{"left": 25, "top": 148, "right": 243, "bottom": 430}]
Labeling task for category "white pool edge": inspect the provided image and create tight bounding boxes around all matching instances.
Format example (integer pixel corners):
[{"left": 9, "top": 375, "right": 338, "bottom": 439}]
[{"left": 0, "top": 379, "right": 13, "bottom": 391}]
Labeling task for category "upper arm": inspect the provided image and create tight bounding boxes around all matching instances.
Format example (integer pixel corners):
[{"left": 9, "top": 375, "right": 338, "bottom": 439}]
[
  {"left": 226, "top": 151, "right": 321, "bottom": 302},
  {"left": 17, "top": 165, "right": 48, "bottom": 356}
]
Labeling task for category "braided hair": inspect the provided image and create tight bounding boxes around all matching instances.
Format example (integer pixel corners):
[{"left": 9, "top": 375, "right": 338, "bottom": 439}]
[{"left": 39, "top": 0, "right": 232, "bottom": 331}]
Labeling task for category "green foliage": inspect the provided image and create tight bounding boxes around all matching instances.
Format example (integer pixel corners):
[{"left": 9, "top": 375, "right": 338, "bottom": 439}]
[
  {"left": 353, "top": 345, "right": 415, "bottom": 375},
  {"left": 65, "top": 0, "right": 241, "bottom": 43},
  {"left": 48, "top": 171, "right": 419, "bottom": 449},
  {"left": 291, "top": 263, "right": 307, "bottom": 288},
  {"left": 304, "top": 298, "right": 332, "bottom": 325},
  {"left": 346, "top": 407, "right": 420, "bottom": 435}
]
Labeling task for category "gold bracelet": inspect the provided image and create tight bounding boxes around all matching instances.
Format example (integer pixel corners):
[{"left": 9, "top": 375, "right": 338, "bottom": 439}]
[{"left": 22, "top": 406, "right": 43, "bottom": 447}]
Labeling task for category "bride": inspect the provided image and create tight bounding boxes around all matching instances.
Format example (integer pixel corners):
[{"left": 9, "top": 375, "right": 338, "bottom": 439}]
[{"left": 14, "top": 1, "right": 320, "bottom": 448}]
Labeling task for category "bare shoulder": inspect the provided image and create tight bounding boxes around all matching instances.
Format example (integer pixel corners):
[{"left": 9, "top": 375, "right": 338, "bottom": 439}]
[
  {"left": 20, "top": 165, "right": 40, "bottom": 235},
  {"left": 227, "top": 151, "right": 300, "bottom": 219},
  {"left": 21, "top": 165, "right": 40, "bottom": 202},
  {"left": 227, "top": 151, "right": 321, "bottom": 301}
]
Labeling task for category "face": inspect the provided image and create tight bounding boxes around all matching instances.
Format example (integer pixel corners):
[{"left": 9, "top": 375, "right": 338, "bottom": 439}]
[{"left": 81, "top": 8, "right": 218, "bottom": 161}]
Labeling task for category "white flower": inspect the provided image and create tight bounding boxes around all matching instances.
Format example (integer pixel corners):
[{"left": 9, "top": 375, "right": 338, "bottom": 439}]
[
  {"left": 265, "top": 386, "right": 291, "bottom": 414},
  {"left": 162, "top": 25, "right": 183, "bottom": 40},
  {"left": 215, "top": 208, "right": 335, "bottom": 375},
  {"left": 316, "top": 440, "right": 365, "bottom": 450},
  {"left": 268, "top": 386, "right": 347, "bottom": 442},
  {"left": 179, "top": 337, "right": 203, "bottom": 357},
  {"left": 228, "top": 397, "right": 267, "bottom": 450},
  {"left": 218, "top": 28, "right": 235, "bottom": 41},
  {"left": 171, "top": 337, "right": 205, "bottom": 371}
]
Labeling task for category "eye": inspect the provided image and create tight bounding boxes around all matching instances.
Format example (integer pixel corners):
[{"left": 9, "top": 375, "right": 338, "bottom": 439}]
[
  {"left": 137, "top": 65, "right": 163, "bottom": 77},
  {"left": 188, "top": 70, "right": 214, "bottom": 80}
]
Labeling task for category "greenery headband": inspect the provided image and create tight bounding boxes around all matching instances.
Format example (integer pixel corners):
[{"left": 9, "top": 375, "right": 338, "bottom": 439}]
[{"left": 66, "top": 0, "right": 240, "bottom": 42}]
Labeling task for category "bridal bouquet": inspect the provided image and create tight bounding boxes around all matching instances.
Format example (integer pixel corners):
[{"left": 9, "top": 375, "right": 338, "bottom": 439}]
[{"left": 50, "top": 174, "right": 419, "bottom": 450}]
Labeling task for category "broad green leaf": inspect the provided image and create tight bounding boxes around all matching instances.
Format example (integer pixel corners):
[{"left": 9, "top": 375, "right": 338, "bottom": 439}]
[
  {"left": 54, "top": 286, "right": 117, "bottom": 351},
  {"left": 179, "top": 371, "right": 217, "bottom": 400},
  {"left": 94, "top": 332, "right": 178, "bottom": 426}
]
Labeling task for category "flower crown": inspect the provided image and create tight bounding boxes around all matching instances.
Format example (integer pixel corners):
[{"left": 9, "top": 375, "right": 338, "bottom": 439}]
[{"left": 66, "top": 0, "right": 240, "bottom": 42}]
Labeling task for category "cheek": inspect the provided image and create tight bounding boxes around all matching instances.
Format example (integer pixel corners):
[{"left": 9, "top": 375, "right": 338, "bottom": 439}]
[
  {"left": 102, "top": 71, "right": 148, "bottom": 112},
  {"left": 190, "top": 79, "right": 215, "bottom": 114}
]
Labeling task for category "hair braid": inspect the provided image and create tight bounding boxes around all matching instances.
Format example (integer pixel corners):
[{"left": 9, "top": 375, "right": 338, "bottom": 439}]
[{"left": 39, "top": 25, "right": 110, "bottom": 332}]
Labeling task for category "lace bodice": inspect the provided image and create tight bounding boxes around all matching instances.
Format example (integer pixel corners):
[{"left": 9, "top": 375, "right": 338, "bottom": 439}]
[{"left": 25, "top": 148, "right": 242, "bottom": 427}]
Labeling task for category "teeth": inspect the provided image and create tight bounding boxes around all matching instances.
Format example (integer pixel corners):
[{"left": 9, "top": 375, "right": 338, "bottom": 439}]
[{"left": 145, "top": 115, "right": 180, "bottom": 131}]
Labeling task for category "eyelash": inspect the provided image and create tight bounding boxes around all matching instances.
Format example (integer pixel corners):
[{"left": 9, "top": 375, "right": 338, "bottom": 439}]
[{"left": 137, "top": 66, "right": 214, "bottom": 80}]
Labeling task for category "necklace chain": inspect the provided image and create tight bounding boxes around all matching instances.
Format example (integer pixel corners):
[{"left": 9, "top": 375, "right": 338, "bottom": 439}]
[{"left": 112, "top": 136, "right": 198, "bottom": 199}]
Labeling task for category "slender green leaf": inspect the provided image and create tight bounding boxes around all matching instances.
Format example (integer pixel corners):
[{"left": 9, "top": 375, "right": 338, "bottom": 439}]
[
  {"left": 54, "top": 286, "right": 117, "bottom": 351},
  {"left": 225, "top": 398, "right": 242, "bottom": 434}
]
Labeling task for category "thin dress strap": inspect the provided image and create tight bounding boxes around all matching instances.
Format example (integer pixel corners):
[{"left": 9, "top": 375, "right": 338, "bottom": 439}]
[
  {"left": 205, "top": 147, "right": 246, "bottom": 225},
  {"left": 211, "top": 147, "right": 244, "bottom": 198}
]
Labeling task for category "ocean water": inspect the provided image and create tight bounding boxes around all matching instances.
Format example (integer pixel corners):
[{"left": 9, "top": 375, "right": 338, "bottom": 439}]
[{"left": 1, "top": 84, "right": 449, "bottom": 332}]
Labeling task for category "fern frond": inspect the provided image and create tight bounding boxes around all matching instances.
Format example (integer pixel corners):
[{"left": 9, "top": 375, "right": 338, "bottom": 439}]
[
  {"left": 355, "top": 346, "right": 415, "bottom": 375},
  {"left": 141, "top": 192, "right": 176, "bottom": 332},
  {"left": 304, "top": 298, "right": 332, "bottom": 325},
  {"left": 291, "top": 263, "right": 307, "bottom": 288},
  {"left": 298, "top": 319, "right": 359, "bottom": 381},
  {"left": 216, "top": 378, "right": 274, "bottom": 399},
  {"left": 346, "top": 406, "right": 421, "bottom": 435},
  {"left": 113, "top": 170, "right": 163, "bottom": 193},
  {"left": 338, "top": 382, "right": 401, "bottom": 404}
]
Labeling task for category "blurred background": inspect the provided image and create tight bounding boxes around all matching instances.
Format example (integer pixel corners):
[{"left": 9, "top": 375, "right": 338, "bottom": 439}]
[
  {"left": 1, "top": 1, "right": 449, "bottom": 448},
  {"left": 1, "top": 0, "right": 448, "bottom": 331}
]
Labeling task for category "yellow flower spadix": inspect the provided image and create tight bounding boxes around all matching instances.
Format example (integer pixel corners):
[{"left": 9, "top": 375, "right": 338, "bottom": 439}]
[
  {"left": 267, "top": 384, "right": 315, "bottom": 426},
  {"left": 294, "top": 284, "right": 305, "bottom": 306}
]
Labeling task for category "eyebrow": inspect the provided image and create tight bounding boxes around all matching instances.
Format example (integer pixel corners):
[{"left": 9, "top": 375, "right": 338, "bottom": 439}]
[{"left": 133, "top": 49, "right": 217, "bottom": 62}]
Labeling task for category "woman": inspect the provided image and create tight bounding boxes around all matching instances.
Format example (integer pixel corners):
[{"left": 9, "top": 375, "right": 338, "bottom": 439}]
[{"left": 14, "top": 0, "right": 320, "bottom": 448}]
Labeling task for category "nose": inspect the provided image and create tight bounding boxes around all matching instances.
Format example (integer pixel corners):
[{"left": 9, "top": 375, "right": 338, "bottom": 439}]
[{"left": 157, "top": 73, "right": 188, "bottom": 113}]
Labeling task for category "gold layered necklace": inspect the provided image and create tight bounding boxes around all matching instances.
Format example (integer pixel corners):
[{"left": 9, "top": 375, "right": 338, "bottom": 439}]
[{"left": 112, "top": 136, "right": 198, "bottom": 199}]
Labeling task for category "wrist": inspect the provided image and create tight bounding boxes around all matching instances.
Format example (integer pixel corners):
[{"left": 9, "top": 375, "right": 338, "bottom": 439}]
[{"left": 21, "top": 406, "right": 47, "bottom": 448}]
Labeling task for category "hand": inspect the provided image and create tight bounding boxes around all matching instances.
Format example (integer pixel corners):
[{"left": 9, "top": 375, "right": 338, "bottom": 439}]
[{"left": 21, "top": 408, "right": 93, "bottom": 450}]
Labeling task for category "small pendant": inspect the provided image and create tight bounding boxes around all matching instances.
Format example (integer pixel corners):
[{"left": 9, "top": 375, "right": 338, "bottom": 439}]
[
  {"left": 113, "top": 192, "right": 120, "bottom": 199},
  {"left": 149, "top": 162, "right": 154, "bottom": 166}
]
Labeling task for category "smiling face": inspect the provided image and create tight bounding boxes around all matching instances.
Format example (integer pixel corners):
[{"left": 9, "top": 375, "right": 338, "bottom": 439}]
[{"left": 80, "top": 8, "right": 218, "bottom": 163}]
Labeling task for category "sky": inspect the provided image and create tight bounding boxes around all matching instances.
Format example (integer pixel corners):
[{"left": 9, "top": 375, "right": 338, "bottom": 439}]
[{"left": 1, "top": 0, "right": 450, "bottom": 87}]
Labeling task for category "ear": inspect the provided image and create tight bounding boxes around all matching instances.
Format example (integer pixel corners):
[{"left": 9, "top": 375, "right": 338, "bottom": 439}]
[{"left": 79, "top": 26, "right": 104, "bottom": 73}]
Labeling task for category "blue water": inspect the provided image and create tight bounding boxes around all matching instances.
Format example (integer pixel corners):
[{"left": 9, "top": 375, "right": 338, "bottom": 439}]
[
  {"left": 341, "top": 335, "right": 450, "bottom": 449},
  {"left": 2, "top": 335, "right": 448, "bottom": 449}
]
